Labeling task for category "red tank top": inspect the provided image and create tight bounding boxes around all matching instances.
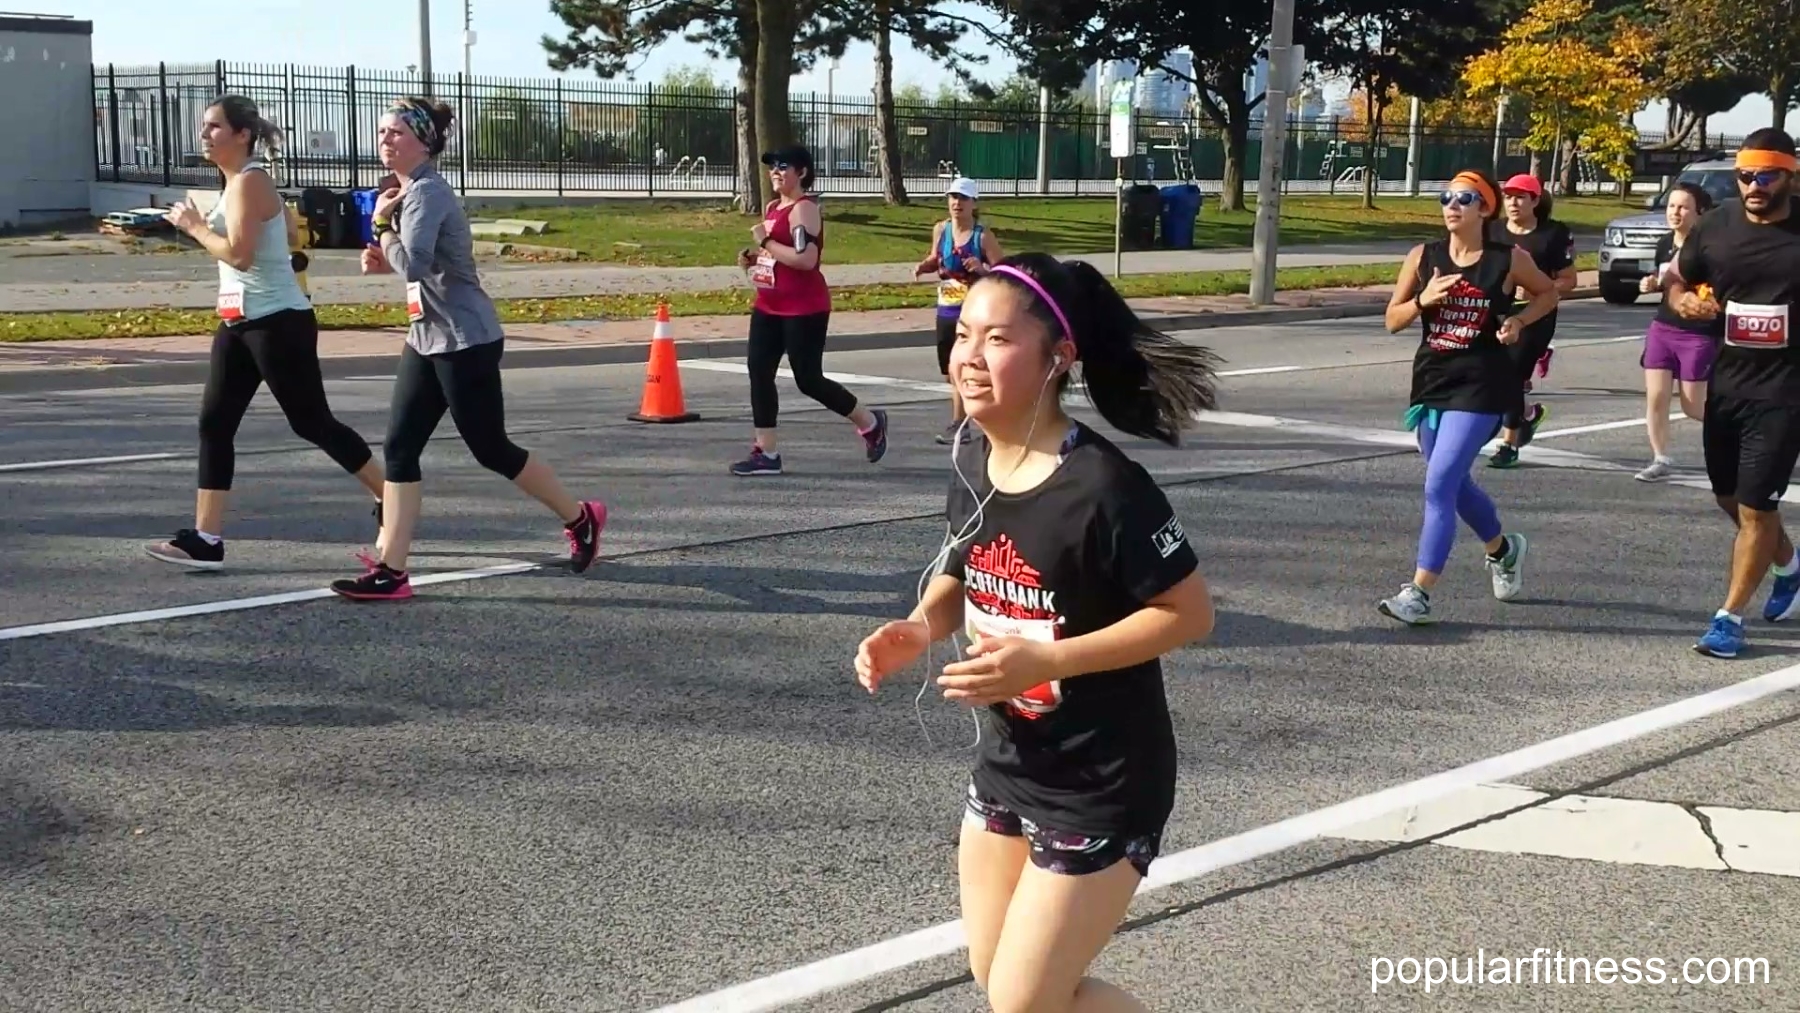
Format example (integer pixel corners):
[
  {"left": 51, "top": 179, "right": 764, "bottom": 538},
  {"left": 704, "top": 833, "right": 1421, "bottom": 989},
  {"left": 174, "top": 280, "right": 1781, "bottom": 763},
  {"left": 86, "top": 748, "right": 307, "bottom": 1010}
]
[{"left": 751, "top": 197, "right": 831, "bottom": 316}]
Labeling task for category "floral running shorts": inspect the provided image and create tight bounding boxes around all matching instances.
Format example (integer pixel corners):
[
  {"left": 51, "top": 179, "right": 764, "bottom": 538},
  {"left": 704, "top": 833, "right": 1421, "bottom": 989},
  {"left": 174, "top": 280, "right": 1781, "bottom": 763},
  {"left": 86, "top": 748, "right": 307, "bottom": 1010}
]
[{"left": 962, "top": 781, "right": 1161, "bottom": 878}]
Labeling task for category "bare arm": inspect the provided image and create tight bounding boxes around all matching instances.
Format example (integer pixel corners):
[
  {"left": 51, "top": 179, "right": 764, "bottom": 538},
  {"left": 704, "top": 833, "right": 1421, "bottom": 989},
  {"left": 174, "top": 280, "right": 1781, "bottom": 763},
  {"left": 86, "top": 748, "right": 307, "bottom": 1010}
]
[
  {"left": 916, "top": 220, "right": 946, "bottom": 276},
  {"left": 909, "top": 573, "right": 967, "bottom": 642},
  {"left": 766, "top": 198, "right": 822, "bottom": 271},
  {"left": 1552, "top": 264, "right": 1578, "bottom": 295},
  {"left": 181, "top": 174, "right": 277, "bottom": 271},
  {"left": 1385, "top": 245, "right": 1427, "bottom": 333},
  {"left": 1046, "top": 570, "right": 1213, "bottom": 682},
  {"left": 1507, "top": 246, "right": 1560, "bottom": 328},
  {"left": 977, "top": 228, "right": 1004, "bottom": 271}
]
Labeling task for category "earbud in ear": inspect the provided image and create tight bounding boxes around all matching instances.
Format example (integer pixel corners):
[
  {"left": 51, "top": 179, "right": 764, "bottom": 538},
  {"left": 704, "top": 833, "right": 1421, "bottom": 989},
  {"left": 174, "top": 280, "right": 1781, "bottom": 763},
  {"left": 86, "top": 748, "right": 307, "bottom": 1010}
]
[{"left": 1052, "top": 354, "right": 1064, "bottom": 368}]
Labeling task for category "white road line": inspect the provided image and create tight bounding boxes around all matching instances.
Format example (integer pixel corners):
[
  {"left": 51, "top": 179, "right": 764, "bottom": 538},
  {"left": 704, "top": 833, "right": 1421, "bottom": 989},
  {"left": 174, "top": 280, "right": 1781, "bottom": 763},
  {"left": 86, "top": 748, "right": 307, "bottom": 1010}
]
[
  {"left": 1329, "top": 781, "right": 1800, "bottom": 878},
  {"left": 651, "top": 661, "right": 1800, "bottom": 1012},
  {"left": 678, "top": 359, "right": 948, "bottom": 394},
  {"left": 0, "top": 451, "right": 181, "bottom": 473},
  {"left": 0, "top": 561, "right": 540, "bottom": 642}
]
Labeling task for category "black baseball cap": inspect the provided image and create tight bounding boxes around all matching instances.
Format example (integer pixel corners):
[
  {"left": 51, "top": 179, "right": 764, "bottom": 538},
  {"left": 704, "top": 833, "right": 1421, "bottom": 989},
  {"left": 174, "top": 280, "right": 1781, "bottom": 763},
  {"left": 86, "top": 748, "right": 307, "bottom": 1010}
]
[{"left": 760, "top": 146, "right": 814, "bottom": 175}]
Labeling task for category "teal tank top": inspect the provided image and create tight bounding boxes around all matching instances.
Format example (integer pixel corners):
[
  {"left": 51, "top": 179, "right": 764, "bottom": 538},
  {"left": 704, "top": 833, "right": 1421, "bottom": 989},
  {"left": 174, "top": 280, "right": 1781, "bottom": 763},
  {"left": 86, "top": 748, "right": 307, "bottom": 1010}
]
[{"left": 207, "top": 162, "right": 311, "bottom": 322}]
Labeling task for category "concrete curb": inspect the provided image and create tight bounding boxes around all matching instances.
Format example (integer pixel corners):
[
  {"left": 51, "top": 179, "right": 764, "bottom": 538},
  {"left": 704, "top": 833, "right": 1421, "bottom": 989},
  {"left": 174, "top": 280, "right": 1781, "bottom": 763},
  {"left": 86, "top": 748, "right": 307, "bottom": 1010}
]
[{"left": 0, "top": 287, "right": 1606, "bottom": 396}]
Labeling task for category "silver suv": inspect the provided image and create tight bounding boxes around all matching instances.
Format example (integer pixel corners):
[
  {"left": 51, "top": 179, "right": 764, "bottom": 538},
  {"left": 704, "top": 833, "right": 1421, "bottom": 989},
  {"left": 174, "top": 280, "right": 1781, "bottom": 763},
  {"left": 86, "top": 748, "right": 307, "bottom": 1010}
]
[{"left": 1597, "top": 160, "right": 1739, "bottom": 304}]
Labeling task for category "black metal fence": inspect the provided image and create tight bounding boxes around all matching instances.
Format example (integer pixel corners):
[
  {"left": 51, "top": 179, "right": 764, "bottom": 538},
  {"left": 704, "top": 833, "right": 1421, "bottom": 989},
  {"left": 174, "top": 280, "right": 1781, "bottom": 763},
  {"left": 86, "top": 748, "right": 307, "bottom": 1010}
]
[{"left": 91, "top": 60, "right": 1718, "bottom": 199}]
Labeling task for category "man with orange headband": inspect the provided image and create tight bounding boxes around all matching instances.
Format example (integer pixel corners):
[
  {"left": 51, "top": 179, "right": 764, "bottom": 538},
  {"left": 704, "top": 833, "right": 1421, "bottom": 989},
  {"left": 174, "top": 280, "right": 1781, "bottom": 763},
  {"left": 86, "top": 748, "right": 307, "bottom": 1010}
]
[{"left": 1665, "top": 127, "right": 1800, "bottom": 658}]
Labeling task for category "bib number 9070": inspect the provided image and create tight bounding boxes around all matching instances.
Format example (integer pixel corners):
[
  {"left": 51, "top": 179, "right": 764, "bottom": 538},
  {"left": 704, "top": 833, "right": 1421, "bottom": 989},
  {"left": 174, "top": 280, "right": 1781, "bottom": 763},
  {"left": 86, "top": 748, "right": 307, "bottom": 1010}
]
[{"left": 1725, "top": 301, "right": 1789, "bottom": 349}]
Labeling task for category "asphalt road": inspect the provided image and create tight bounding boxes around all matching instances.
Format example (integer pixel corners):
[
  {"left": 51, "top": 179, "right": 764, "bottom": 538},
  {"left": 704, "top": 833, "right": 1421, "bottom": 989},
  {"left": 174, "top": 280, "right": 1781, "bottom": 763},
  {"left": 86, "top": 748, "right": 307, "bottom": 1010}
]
[{"left": 3, "top": 301, "right": 1796, "bottom": 1012}]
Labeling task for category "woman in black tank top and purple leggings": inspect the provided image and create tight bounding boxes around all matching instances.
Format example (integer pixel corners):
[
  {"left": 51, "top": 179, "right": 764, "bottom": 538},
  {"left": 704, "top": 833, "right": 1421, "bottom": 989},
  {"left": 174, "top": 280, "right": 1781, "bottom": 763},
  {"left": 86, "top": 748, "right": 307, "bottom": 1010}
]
[{"left": 1378, "top": 170, "right": 1561, "bottom": 625}]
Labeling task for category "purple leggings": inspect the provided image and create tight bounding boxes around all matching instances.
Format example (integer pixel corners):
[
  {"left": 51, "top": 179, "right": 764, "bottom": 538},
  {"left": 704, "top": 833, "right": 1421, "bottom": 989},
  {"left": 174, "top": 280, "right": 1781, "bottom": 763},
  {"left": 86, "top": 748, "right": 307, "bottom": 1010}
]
[{"left": 1417, "top": 411, "right": 1504, "bottom": 574}]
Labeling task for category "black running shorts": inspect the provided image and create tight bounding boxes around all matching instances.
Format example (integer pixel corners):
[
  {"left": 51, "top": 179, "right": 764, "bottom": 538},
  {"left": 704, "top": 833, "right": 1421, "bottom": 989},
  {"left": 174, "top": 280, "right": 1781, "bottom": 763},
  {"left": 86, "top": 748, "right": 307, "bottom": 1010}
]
[{"left": 1703, "top": 393, "right": 1800, "bottom": 512}]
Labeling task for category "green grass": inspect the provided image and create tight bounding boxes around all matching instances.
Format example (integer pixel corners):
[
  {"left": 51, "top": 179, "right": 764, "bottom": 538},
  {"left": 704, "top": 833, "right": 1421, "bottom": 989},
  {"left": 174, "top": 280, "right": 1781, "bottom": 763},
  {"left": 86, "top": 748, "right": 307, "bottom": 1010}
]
[
  {"left": 488, "top": 195, "right": 1633, "bottom": 268},
  {"left": 0, "top": 253, "right": 1599, "bottom": 343}
]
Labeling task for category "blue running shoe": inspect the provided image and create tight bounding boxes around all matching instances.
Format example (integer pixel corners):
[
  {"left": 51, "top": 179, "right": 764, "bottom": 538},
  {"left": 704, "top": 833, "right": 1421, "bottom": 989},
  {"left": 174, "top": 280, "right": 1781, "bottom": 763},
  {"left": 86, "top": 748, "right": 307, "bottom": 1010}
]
[
  {"left": 1764, "top": 568, "right": 1800, "bottom": 622},
  {"left": 1694, "top": 615, "right": 1745, "bottom": 659}
]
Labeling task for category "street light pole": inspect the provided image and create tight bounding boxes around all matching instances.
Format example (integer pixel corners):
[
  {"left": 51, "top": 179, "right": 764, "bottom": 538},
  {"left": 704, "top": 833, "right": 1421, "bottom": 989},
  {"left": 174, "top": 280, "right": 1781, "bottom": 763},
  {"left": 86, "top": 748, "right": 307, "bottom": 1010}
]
[
  {"left": 1249, "top": 0, "right": 1296, "bottom": 306},
  {"left": 418, "top": 0, "right": 433, "bottom": 95}
]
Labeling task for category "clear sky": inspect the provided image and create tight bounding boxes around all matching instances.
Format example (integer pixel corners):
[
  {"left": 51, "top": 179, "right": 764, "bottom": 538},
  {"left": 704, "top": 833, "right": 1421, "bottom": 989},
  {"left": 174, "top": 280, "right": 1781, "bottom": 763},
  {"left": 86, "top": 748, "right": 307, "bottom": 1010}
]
[{"left": 49, "top": 0, "right": 1783, "bottom": 136}]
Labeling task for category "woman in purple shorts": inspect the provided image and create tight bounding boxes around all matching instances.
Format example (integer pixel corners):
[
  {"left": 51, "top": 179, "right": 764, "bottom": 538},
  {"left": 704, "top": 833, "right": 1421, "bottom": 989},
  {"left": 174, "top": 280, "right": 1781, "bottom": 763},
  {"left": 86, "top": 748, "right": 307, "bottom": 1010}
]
[{"left": 1637, "top": 182, "right": 1721, "bottom": 481}]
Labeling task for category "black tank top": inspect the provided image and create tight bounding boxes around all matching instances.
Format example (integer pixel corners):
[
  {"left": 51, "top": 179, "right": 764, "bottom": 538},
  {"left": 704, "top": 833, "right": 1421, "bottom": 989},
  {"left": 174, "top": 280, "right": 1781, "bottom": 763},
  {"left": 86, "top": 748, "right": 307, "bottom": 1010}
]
[{"left": 1408, "top": 239, "right": 1518, "bottom": 415}]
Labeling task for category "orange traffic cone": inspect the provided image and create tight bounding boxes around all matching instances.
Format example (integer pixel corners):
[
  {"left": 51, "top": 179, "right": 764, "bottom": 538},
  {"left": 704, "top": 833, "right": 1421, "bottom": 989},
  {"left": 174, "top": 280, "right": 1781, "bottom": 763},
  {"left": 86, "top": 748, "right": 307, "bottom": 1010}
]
[{"left": 628, "top": 304, "right": 701, "bottom": 424}]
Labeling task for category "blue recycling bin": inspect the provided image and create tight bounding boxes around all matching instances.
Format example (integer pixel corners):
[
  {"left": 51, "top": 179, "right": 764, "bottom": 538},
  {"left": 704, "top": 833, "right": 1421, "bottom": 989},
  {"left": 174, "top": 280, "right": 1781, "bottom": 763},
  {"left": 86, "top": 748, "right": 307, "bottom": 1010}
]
[
  {"left": 352, "top": 188, "right": 380, "bottom": 246},
  {"left": 1158, "top": 184, "right": 1203, "bottom": 250}
]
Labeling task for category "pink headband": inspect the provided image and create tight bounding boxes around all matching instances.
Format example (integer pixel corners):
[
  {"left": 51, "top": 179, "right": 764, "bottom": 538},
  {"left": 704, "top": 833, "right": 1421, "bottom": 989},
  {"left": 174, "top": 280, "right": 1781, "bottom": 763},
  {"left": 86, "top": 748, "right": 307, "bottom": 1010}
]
[{"left": 989, "top": 264, "right": 1074, "bottom": 349}]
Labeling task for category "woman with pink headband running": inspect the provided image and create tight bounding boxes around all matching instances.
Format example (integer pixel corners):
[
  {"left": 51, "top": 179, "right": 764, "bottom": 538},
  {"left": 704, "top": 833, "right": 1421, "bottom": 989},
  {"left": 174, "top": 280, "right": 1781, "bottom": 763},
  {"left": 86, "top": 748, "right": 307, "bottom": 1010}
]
[{"left": 854, "top": 252, "right": 1219, "bottom": 1013}]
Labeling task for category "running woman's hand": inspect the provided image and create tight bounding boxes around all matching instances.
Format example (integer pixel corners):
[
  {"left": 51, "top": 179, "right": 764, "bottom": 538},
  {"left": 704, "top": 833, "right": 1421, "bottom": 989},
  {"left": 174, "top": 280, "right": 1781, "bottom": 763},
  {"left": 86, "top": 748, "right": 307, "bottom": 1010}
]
[
  {"left": 915, "top": 255, "right": 941, "bottom": 278},
  {"left": 164, "top": 200, "right": 205, "bottom": 237},
  {"left": 1417, "top": 268, "right": 1458, "bottom": 308},
  {"left": 751, "top": 222, "right": 770, "bottom": 247},
  {"left": 737, "top": 248, "right": 756, "bottom": 270},
  {"left": 937, "top": 635, "right": 1061, "bottom": 707},
  {"left": 1497, "top": 317, "right": 1523, "bottom": 345},
  {"left": 372, "top": 186, "right": 403, "bottom": 221},
  {"left": 855, "top": 620, "right": 931, "bottom": 692},
  {"left": 1640, "top": 273, "right": 1660, "bottom": 294},
  {"left": 360, "top": 243, "right": 390, "bottom": 275}
]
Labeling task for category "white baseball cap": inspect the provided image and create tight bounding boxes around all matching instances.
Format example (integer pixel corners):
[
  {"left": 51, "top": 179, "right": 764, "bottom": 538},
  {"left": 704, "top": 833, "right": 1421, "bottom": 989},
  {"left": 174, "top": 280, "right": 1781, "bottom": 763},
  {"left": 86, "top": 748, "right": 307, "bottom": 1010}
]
[{"left": 946, "top": 177, "right": 979, "bottom": 200}]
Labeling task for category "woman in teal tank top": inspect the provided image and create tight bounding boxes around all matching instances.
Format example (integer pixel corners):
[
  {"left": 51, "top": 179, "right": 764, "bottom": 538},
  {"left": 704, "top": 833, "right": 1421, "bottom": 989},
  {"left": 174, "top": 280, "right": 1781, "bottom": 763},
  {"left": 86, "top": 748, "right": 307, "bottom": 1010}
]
[{"left": 144, "top": 95, "right": 384, "bottom": 572}]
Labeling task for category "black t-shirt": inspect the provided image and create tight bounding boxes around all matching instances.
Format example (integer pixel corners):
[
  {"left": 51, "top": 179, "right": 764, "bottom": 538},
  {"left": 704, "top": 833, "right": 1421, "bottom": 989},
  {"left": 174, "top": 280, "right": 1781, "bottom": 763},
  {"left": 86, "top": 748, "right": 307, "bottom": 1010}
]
[
  {"left": 943, "top": 421, "right": 1198, "bottom": 838},
  {"left": 1653, "top": 232, "right": 1724, "bottom": 337},
  {"left": 1407, "top": 239, "right": 1519, "bottom": 415},
  {"left": 1677, "top": 197, "right": 1800, "bottom": 401},
  {"left": 1487, "top": 218, "right": 1571, "bottom": 334}
]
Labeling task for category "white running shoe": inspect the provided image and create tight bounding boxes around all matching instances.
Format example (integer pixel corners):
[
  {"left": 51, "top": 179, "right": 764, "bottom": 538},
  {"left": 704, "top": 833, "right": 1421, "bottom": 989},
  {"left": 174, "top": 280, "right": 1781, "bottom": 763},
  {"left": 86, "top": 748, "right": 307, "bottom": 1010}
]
[
  {"left": 1635, "top": 458, "right": 1674, "bottom": 482},
  {"left": 1487, "top": 533, "right": 1527, "bottom": 602},
  {"left": 1379, "top": 583, "right": 1435, "bottom": 625}
]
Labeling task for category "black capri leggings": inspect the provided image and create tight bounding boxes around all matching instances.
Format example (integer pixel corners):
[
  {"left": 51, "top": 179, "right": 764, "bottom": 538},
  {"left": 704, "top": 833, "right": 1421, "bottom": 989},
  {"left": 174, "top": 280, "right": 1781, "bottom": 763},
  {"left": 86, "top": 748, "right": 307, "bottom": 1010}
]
[
  {"left": 383, "top": 340, "right": 530, "bottom": 484},
  {"left": 197, "top": 308, "right": 374, "bottom": 490},
  {"left": 747, "top": 309, "right": 859, "bottom": 429},
  {"left": 1504, "top": 311, "right": 1558, "bottom": 430}
]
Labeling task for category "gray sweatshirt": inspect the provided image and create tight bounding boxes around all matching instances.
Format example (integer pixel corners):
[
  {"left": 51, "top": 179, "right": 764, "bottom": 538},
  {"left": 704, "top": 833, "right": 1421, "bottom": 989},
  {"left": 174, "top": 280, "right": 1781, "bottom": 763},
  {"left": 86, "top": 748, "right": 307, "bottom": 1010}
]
[{"left": 384, "top": 162, "right": 504, "bottom": 355}]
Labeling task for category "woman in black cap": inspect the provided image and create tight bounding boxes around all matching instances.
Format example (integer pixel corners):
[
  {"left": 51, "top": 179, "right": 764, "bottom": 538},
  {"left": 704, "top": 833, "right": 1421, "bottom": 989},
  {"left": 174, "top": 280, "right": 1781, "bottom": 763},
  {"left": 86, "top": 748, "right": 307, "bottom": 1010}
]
[{"left": 731, "top": 145, "right": 888, "bottom": 476}]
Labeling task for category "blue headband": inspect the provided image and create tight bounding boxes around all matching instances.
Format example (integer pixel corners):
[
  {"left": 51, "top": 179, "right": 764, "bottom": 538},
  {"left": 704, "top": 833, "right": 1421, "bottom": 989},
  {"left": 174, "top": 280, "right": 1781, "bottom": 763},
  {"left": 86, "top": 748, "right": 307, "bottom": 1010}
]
[{"left": 390, "top": 104, "right": 438, "bottom": 149}]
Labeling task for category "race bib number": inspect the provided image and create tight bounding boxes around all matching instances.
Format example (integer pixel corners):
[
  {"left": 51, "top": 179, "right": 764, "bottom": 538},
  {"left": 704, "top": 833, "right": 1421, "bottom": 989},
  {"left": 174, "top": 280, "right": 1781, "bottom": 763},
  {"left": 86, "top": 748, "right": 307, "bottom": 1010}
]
[
  {"left": 750, "top": 251, "right": 777, "bottom": 289},
  {"left": 939, "top": 277, "right": 970, "bottom": 307},
  {"left": 964, "top": 603, "right": 1064, "bottom": 717},
  {"left": 405, "top": 282, "right": 425, "bottom": 322},
  {"left": 1725, "top": 301, "right": 1789, "bottom": 349},
  {"left": 217, "top": 280, "right": 245, "bottom": 322}
]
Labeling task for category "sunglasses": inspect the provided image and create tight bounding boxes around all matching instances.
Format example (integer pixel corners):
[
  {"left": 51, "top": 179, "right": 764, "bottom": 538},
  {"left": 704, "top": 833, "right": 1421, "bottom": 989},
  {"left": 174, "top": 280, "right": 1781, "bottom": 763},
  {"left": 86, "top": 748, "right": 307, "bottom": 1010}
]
[
  {"left": 769, "top": 161, "right": 793, "bottom": 172},
  {"left": 1737, "top": 169, "right": 1788, "bottom": 188},
  {"left": 1439, "top": 190, "right": 1482, "bottom": 207}
]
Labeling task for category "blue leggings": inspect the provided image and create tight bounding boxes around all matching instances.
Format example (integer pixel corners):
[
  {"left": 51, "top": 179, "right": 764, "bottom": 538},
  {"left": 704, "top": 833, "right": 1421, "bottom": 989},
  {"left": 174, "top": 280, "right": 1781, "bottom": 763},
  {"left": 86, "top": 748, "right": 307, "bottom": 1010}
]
[{"left": 1415, "top": 411, "right": 1505, "bottom": 575}]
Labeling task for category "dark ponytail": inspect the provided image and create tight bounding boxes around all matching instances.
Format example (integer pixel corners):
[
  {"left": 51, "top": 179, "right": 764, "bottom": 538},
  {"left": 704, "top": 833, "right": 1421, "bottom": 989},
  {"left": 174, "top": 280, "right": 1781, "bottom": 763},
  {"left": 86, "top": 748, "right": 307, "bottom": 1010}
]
[{"left": 983, "top": 252, "right": 1221, "bottom": 446}]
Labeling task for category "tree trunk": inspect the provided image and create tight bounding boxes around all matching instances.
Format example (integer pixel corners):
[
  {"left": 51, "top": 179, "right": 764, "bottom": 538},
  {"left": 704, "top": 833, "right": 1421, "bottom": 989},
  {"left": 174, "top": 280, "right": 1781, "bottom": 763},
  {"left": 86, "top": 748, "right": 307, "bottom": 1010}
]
[
  {"left": 754, "top": 0, "right": 799, "bottom": 207},
  {"left": 1773, "top": 73, "right": 1792, "bottom": 132},
  {"left": 872, "top": 4, "right": 907, "bottom": 206},
  {"left": 1216, "top": 96, "right": 1250, "bottom": 213},
  {"left": 735, "top": 51, "right": 760, "bottom": 215},
  {"left": 1363, "top": 91, "right": 1382, "bottom": 211},
  {"left": 1559, "top": 137, "right": 1577, "bottom": 196}
]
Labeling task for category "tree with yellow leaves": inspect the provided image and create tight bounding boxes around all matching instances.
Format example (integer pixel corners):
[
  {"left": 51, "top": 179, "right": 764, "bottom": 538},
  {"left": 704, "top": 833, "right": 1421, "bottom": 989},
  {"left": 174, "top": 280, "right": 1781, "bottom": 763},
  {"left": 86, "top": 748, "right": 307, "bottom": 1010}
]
[{"left": 1462, "top": 0, "right": 1656, "bottom": 193}]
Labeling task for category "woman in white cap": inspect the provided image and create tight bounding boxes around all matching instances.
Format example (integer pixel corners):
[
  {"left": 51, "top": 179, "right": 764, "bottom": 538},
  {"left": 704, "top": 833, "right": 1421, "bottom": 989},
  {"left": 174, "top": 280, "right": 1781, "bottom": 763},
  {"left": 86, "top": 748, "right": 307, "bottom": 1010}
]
[{"left": 915, "top": 177, "right": 1004, "bottom": 445}]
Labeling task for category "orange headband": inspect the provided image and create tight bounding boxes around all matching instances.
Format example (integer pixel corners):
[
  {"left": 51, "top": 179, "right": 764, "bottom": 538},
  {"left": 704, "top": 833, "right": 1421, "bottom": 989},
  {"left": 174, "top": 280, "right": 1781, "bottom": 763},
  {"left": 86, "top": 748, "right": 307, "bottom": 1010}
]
[
  {"left": 1450, "top": 171, "right": 1497, "bottom": 210},
  {"left": 1737, "top": 149, "right": 1798, "bottom": 172}
]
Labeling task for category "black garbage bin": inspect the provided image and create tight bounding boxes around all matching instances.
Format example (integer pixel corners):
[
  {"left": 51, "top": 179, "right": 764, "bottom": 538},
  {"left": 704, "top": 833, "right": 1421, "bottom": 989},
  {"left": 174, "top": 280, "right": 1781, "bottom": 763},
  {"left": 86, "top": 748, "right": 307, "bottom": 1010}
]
[{"left": 1120, "top": 184, "right": 1162, "bottom": 250}]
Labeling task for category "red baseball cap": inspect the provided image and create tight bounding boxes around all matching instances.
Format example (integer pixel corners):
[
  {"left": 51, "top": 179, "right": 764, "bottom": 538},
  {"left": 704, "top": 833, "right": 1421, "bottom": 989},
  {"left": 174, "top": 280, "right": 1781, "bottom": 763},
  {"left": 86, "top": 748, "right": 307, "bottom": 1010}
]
[{"left": 1501, "top": 174, "right": 1544, "bottom": 196}]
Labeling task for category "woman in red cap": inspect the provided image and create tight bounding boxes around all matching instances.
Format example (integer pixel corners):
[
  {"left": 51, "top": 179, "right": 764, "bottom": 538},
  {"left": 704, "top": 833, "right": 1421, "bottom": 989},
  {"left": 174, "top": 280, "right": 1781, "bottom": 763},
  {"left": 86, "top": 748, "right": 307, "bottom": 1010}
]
[{"left": 1485, "top": 173, "right": 1579, "bottom": 468}]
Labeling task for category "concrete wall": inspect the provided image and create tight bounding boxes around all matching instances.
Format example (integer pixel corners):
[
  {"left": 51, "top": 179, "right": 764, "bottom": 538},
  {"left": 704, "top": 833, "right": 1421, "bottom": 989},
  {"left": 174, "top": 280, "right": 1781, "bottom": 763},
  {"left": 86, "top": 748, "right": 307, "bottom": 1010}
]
[{"left": 0, "top": 15, "right": 96, "bottom": 229}]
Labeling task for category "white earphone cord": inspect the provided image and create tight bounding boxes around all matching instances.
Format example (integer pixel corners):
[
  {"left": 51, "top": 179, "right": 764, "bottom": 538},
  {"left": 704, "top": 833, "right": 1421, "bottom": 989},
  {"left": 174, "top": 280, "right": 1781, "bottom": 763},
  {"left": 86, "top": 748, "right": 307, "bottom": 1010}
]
[{"left": 911, "top": 359, "right": 1064, "bottom": 750}]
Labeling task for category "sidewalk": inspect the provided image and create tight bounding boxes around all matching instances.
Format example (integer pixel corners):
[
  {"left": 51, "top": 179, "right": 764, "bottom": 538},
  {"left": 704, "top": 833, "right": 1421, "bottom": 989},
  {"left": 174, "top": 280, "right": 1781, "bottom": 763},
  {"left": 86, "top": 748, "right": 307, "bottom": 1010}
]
[
  {"left": 0, "top": 239, "right": 1461, "bottom": 313},
  {"left": 0, "top": 271, "right": 1604, "bottom": 376}
]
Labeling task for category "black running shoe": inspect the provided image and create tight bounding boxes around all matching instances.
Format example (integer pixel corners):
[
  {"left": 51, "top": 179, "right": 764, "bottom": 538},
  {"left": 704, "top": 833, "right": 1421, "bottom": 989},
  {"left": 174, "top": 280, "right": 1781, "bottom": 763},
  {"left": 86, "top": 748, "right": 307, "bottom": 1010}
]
[
  {"left": 331, "top": 563, "right": 413, "bottom": 601},
  {"left": 146, "top": 528, "right": 224, "bottom": 570},
  {"left": 862, "top": 408, "right": 889, "bottom": 463},
  {"left": 565, "top": 500, "right": 607, "bottom": 574}
]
